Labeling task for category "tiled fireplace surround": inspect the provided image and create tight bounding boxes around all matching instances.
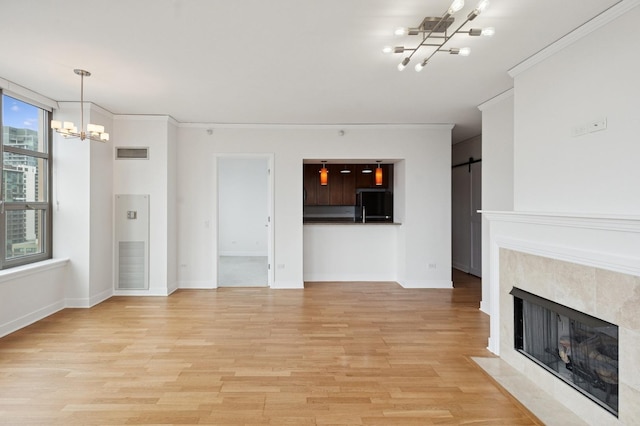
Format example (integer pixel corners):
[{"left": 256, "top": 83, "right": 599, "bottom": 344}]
[{"left": 482, "top": 212, "right": 640, "bottom": 425}]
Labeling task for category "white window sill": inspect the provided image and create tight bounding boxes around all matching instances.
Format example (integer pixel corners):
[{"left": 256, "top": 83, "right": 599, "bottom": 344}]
[{"left": 0, "top": 258, "right": 69, "bottom": 284}]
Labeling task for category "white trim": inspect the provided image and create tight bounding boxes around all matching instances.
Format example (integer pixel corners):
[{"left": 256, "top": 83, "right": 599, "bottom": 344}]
[
  {"left": 56, "top": 101, "right": 113, "bottom": 118},
  {"left": 495, "top": 235, "right": 640, "bottom": 278},
  {"left": 0, "top": 79, "right": 58, "bottom": 111},
  {"left": 89, "top": 288, "right": 113, "bottom": 307},
  {"left": 113, "top": 288, "right": 175, "bottom": 296},
  {"left": 477, "top": 88, "right": 514, "bottom": 112},
  {"left": 398, "top": 279, "right": 453, "bottom": 289},
  {"left": 0, "top": 258, "right": 69, "bottom": 285},
  {"left": 304, "top": 275, "right": 397, "bottom": 282},
  {"left": 114, "top": 114, "right": 179, "bottom": 126},
  {"left": 271, "top": 280, "right": 304, "bottom": 289},
  {"left": 219, "top": 251, "right": 268, "bottom": 257},
  {"left": 178, "top": 280, "right": 217, "bottom": 289},
  {"left": 480, "top": 210, "right": 640, "bottom": 234},
  {"left": 0, "top": 300, "right": 65, "bottom": 338},
  {"left": 180, "top": 122, "right": 454, "bottom": 131},
  {"left": 509, "top": 0, "right": 640, "bottom": 78}
]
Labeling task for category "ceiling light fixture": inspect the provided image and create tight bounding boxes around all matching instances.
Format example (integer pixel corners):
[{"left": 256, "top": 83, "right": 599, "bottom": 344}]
[
  {"left": 383, "top": 0, "right": 494, "bottom": 72},
  {"left": 51, "top": 69, "right": 110, "bottom": 142}
]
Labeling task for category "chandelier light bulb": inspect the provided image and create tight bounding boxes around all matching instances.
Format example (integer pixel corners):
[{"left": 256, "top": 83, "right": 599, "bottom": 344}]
[
  {"left": 481, "top": 27, "right": 495, "bottom": 36},
  {"left": 459, "top": 47, "right": 471, "bottom": 56},
  {"left": 476, "top": 0, "right": 490, "bottom": 13},
  {"left": 415, "top": 59, "right": 428, "bottom": 72},
  {"left": 448, "top": 0, "right": 465, "bottom": 14},
  {"left": 397, "top": 57, "right": 410, "bottom": 71},
  {"left": 382, "top": 46, "right": 393, "bottom": 54},
  {"left": 394, "top": 27, "right": 408, "bottom": 36}
]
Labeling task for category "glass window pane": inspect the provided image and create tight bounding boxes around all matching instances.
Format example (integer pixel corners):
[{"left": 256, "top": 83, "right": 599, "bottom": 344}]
[
  {"left": 2, "top": 95, "right": 47, "bottom": 153},
  {"left": 5, "top": 209, "right": 44, "bottom": 259},
  {"left": 3, "top": 154, "right": 46, "bottom": 202}
]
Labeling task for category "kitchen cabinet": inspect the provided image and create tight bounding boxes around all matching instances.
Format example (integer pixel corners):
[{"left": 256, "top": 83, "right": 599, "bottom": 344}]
[{"left": 303, "top": 163, "right": 392, "bottom": 206}]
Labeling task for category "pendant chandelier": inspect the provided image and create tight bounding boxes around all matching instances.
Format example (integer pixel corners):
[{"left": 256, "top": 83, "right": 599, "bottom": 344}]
[
  {"left": 319, "top": 161, "right": 328, "bottom": 186},
  {"left": 383, "top": 0, "right": 494, "bottom": 72},
  {"left": 375, "top": 162, "right": 383, "bottom": 186},
  {"left": 51, "top": 69, "right": 110, "bottom": 142}
]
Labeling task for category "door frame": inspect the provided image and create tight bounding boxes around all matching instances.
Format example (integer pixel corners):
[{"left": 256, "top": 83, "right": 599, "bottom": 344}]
[{"left": 213, "top": 153, "right": 274, "bottom": 287}]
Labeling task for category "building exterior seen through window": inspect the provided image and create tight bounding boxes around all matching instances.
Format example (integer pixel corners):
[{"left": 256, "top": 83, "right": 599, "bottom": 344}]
[{"left": 0, "top": 94, "right": 51, "bottom": 268}]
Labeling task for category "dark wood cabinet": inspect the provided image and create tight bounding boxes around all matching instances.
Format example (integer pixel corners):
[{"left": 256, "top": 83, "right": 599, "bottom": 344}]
[{"left": 303, "top": 163, "right": 393, "bottom": 206}]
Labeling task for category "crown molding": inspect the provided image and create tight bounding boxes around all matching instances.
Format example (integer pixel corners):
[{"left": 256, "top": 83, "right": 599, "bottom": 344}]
[
  {"left": 178, "top": 122, "right": 454, "bottom": 131},
  {"left": 509, "top": 0, "right": 640, "bottom": 78},
  {"left": 478, "top": 88, "right": 514, "bottom": 111},
  {"left": 113, "top": 114, "right": 179, "bottom": 126}
]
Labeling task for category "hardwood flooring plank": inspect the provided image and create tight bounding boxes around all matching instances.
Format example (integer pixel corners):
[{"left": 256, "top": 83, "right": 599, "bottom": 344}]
[{"left": 0, "top": 272, "right": 542, "bottom": 425}]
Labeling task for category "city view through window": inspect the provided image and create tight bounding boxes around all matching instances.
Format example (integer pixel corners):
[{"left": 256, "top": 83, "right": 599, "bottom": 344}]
[{"left": 1, "top": 94, "right": 50, "bottom": 264}]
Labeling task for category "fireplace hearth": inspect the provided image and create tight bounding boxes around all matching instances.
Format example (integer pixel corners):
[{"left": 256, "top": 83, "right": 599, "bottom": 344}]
[{"left": 511, "top": 287, "right": 619, "bottom": 416}]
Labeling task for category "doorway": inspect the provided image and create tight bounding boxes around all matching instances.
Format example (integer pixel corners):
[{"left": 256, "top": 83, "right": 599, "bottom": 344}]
[
  {"left": 217, "top": 155, "right": 272, "bottom": 287},
  {"left": 451, "top": 159, "right": 482, "bottom": 277}
]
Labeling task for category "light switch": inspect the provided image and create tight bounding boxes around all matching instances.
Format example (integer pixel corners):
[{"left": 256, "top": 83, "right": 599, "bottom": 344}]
[{"left": 127, "top": 211, "right": 137, "bottom": 220}]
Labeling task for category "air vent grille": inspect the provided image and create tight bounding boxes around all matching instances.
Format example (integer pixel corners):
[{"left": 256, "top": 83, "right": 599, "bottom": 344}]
[{"left": 116, "top": 147, "right": 149, "bottom": 159}]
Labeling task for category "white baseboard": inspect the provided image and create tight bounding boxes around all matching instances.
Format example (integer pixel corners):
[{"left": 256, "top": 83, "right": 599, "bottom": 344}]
[
  {"left": 89, "top": 288, "right": 113, "bottom": 307},
  {"left": 0, "top": 300, "right": 65, "bottom": 338},
  {"left": 178, "top": 280, "right": 217, "bottom": 289},
  {"left": 218, "top": 251, "right": 268, "bottom": 257},
  {"left": 270, "top": 280, "right": 304, "bottom": 289},
  {"left": 398, "top": 279, "right": 453, "bottom": 289}
]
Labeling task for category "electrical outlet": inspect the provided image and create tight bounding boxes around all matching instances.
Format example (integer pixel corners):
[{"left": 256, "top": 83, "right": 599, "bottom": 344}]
[
  {"left": 428, "top": 263, "right": 437, "bottom": 269},
  {"left": 572, "top": 117, "right": 607, "bottom": 137}
]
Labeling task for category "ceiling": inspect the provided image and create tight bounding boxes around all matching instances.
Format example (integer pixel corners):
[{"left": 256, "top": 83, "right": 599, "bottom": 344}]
[{"left": 0, "top": 0, "right": 620, "bottom": 143}]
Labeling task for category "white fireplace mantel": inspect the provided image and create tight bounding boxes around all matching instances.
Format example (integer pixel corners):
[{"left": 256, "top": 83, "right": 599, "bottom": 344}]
[{"left": 481, "top": 210, "right": 640, "bottom": 425}]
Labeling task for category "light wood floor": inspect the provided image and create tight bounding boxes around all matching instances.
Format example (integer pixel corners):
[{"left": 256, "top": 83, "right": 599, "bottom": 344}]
[{"left": 0, "top": 271, "right": 541, "bottom": 425}]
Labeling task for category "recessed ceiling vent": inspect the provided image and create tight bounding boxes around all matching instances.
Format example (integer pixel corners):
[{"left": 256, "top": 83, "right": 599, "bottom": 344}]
[{"left": 116, "top": 147, "right": 149, "bottom": 160}]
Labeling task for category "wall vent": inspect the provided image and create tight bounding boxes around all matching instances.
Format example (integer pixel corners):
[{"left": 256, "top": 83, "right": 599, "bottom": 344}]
[
  {"left": 118, "top": 241, "right": 146, "bottom": 289},
  {"left": 116, "top": 147, "right": 149, "bottom": 160},
  {"left": 115, "top": 194, "right": 150, "bottom": 290}
]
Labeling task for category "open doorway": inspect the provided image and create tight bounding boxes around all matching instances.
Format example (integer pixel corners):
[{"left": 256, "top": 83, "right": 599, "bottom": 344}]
[{"left": 217, "top": 155, "right": 272, "bottom": 287}]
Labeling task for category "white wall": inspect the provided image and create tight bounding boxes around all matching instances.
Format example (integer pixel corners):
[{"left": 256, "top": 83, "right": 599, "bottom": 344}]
[
  {"left": 167, "top": 120, "right": 178, "bottom": 294},
  {"left": 88, "top": 106, "right": 114, "bottom": 305},
  {"left": 512, "top": 6, "right": 640, "bottom": 214},
  {"left": 53, "top": 102, "right": 114, "bottom": 307},
  {"left": 177, "top": 125, "right": 452, "bottom": 289},
  {"left": 113, "top": 116, "right": 177, "bottom": 295},
  {"left": 218, "top": 157, "right": 268, "bottom": 256},
  {"left": 479, "top": 90, "right": 514, "bottom": 314},
  {"left": 304, "top": 224, "right": 398, "bottom": 282}
]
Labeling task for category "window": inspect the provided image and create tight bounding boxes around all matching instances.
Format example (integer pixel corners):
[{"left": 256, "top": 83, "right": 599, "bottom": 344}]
[{"left": 0, "top": 94, "right": 52, "bottom": 268}]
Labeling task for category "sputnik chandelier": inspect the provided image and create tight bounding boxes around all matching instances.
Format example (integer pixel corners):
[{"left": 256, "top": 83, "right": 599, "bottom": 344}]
[
  {"left": 383, "top": 0, "right": 494, "bottom": 72},
  {"left": 51, "top": 69, "right": 110, "bottom": 142}
]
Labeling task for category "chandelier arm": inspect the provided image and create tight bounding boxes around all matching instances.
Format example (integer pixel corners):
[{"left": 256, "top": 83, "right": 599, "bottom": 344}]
[
  {"left": 406, "top": 12, "right": 450, "bottom": 62},
  {"left": 424, "top": 15, "right": 474, "bottom": 62}
]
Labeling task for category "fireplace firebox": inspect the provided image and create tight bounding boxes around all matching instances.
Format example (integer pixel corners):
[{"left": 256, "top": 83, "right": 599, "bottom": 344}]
[{"left": 510, "top": 287, "right": 619, "bottom": 416}]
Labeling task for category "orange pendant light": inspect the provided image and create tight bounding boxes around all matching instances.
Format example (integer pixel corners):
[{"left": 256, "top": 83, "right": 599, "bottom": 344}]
[
  {"left": 375, "top": 162, "right": 383, "bottom": 186},
  {"left": 319, "top": 162, "right": 328, "bottom": 186}
]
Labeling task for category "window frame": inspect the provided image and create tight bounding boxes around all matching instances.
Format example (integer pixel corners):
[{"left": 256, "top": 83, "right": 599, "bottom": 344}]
[{"left": 0, "top": 92, "right": 53, "bottom": 269}]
